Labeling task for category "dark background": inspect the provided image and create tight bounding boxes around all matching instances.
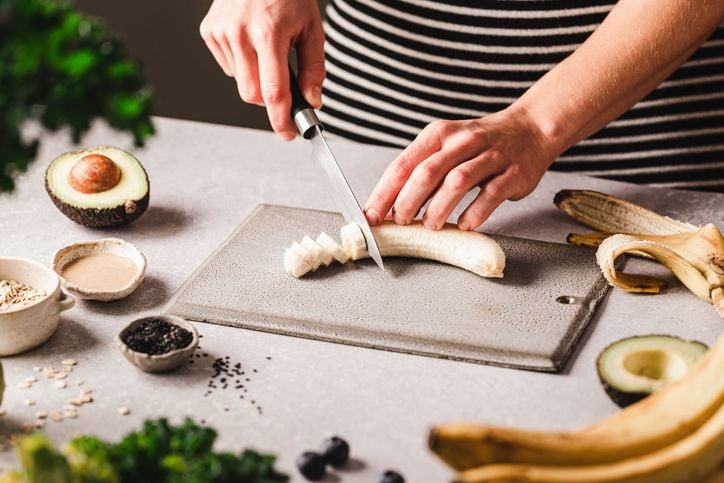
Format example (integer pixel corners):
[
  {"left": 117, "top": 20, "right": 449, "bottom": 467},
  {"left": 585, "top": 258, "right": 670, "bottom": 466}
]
[{"left": 74, "top": 0, "right": 329, "bottom": 131}]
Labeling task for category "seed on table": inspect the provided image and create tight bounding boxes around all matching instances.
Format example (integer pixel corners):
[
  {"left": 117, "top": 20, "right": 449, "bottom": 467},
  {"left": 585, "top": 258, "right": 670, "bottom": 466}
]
[
  {"left": 80, "top": 387, "right": 92, "bottom": 395},
  {"left": 54, "top": 373, "right": 68, "bottom": 380},
  {"left": 19, "top": 423, "right": 33, "bottom": 433},
  {"left": 35, "top": 411, "right": 47, "bottom": 419},
  {"left": 33, "top": 367, "right": 41, "bottom": 372},
  {"left": 76, "top": 380, "right": 84, "bottom": 386},
  {"left": 118, "top": 407, "right": 130, "bottom": 416},
  {"left": 80, "top": 395, "right": 93, "bottom": 403},
  {"left": 49, "top": 411, "right": 63, "bottom": 422},
  {"left": 64, "top": 410, "right": 78, "bottom": 419},
  {"left": 62, "top": 359, "right": 77, "bottom": 366},
  {"left": 53, "top": 381, "right": 67, "bottom": 389},
  {"left": 63, "top": 366, "right": 72, "bottom": 373},
  {"left": 69, "top": 399, "right": 82, "bottom": 406},
  {"left": 17, "top": 382, "right": 31, "bottom": 389},
  {"left": 25, "top": 377, "right": 37, "bottom": 383},
  {"left": 34, "top": 420, "right": 45, "bottom": 429},
  {"left": 24, "top": 399, "right": 35, "bottom": 406}
]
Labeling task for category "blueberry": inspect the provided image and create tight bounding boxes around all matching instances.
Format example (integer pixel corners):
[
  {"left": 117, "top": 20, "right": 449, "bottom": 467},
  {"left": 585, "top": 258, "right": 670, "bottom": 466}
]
[
  {"left": 378, "top": 469, "right": 405, "bottom": 483},
  {"left": 296, "top": 451, "right": 326, "bottom": 481},
  {"left": 320, "top": 436, "right": 350, "bottom": 467}
]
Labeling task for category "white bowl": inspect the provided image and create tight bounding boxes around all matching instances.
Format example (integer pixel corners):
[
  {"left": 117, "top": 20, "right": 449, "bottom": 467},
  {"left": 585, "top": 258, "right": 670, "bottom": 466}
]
[
  {"left": 52, "top": 238, "right": 146, "bottom": 301},
  {"left": 0, "top": 257, "right": 75, "bottom": 356}
]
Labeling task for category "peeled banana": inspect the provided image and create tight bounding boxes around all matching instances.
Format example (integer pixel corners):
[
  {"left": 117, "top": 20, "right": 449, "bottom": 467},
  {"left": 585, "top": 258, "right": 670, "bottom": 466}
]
[
  {"left": 554, "top": 190, "right": 724, "bottom": 318},
  {"left": 429, "top": 333, "right": 724, "bottom": 473},
  {"left": 283, "top": 222, "right": 505, "bottom": 279}
]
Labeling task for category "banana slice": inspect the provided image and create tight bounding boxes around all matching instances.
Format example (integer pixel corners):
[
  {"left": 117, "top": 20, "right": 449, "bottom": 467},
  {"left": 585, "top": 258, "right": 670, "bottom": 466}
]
[
  {"left": 316, "top": 232, "right": 350, "bottom": 264},
  {"left": 283, "top": 241, "right": 315, "bottom": 278},
  {"left": 300, "top": 235, "right": 323, "bottom": 271}
]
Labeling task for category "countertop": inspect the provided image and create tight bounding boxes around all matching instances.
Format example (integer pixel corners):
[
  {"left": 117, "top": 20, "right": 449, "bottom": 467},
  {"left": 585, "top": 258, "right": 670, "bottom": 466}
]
[{"left": 1, "top": 117, "right": 722, "bottom": 481}]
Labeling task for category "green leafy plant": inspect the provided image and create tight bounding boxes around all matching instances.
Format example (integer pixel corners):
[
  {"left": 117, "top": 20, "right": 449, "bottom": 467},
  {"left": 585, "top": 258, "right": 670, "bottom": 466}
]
[
  {"left": 1, "top": 418, "right": 289, "bottom": 483},
  {"left": 0, "top": 0, "right": 154, "bottom": 191}
]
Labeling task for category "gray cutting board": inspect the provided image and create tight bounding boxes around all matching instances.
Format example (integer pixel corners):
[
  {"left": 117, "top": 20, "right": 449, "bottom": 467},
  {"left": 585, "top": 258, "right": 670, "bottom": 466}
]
[{"left": 163, "top": 205, "right": 612, "bottom": 372}]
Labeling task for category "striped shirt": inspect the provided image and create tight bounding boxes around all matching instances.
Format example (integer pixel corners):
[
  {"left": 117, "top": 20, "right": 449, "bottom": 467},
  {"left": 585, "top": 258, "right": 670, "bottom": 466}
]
[{"left": 318, "top": 0, "right": 724, "bottom": 192}]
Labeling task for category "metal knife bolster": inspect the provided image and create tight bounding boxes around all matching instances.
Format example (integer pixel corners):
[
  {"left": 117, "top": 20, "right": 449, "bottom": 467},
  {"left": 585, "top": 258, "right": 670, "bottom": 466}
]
[{"left": 293, "top": 108, "right": 322, "bottom": 140}]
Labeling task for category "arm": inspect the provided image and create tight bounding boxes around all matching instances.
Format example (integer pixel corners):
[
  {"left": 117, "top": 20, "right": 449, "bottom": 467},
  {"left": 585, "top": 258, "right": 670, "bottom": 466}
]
[{"left": 364, "top": 0, "right": 724, "bottom": 231}]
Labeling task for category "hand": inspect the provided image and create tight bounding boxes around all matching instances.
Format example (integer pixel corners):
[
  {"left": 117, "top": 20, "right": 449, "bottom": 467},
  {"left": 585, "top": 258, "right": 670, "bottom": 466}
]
[
  {"left": 199, "top": 0, "right": 325, "bottom": 140},
  {"left": 364, "top": 106, "right": 559, "bottom": 231}
]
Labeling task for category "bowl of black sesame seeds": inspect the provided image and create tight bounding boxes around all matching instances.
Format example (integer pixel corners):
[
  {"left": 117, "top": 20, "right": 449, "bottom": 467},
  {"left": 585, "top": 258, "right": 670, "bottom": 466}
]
[{"left": 116, "top": 315, "right": 198, "bottom": 372}]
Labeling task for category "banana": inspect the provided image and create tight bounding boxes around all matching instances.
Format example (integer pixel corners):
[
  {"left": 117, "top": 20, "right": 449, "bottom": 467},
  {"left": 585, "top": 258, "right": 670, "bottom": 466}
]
[
  {"left": 553, "top": 190, "right": 696, "bottom": 235},
  {"left": 554, "top": 190, "right": 723, "bottom": 318},
  {"left": 284, "top": 222, "right": 505, "bottom": 279},
  {"left": 454, "top": 399, "right": 724, "bottom": 482},
  {"left": 341, "top": 221, "right": 505, "bottom": 278},
  {"left": 429, "top": 334, "right": 724, "bottom": 469}
]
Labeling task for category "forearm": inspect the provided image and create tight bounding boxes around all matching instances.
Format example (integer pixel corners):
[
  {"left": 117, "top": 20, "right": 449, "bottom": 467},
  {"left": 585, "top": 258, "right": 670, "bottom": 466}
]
[{"left": 515, "top": 0, "right": 724, "bottom": 159}]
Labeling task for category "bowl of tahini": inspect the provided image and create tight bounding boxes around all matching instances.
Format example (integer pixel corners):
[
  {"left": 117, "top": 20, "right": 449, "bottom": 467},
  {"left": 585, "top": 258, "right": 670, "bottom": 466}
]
[{"left": 52, "top": 238, "right": 146, "bottom": 301}]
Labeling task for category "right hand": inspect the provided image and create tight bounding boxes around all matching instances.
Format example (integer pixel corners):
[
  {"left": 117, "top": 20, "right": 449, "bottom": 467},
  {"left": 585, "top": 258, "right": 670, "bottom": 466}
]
[{"left": 200, "top": 0, "right": 325, "bottom": 140}]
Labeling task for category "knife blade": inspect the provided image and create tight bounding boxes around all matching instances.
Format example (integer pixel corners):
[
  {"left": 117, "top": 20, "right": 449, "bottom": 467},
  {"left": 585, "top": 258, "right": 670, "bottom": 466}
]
[{"left": 288, "top": 64, "right": 385, "bottom": 270}]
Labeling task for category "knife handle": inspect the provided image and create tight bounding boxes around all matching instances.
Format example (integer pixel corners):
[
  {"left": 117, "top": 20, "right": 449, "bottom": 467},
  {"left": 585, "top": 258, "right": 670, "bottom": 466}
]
[{"left": 289, "top": 62, "right": 322, "bottom": 139}]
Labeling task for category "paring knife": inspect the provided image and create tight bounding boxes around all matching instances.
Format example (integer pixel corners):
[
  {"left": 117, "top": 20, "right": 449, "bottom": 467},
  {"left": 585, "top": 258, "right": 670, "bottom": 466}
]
[{"left": 288, "top": 64, "right": 385, "bottom": 271}]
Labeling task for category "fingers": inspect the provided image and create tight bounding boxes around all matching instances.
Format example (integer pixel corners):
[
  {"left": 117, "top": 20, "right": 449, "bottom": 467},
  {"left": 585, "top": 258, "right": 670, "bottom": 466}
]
[
  {"left": 296, "top": 23, "right": 326, "bottom": 109},
  {"left": 256, "top": 38, "right": 296, "bottom": 140},
  {"left": 422, "top": 152, "right": 506, "bottom": 230},
  {"left": 364, "top": 122, "right": 446, "bottom": 225},
  {"left": 230, "top": 36, "right": 262, "bottom": 105},
  {"left": 200, "top": 21, "right": 234, "bottom": 76},
  {"left": 392, "top": 147, "right": 470, "bottom": 226},
  {"left": 457, "top": 170, "right": 517, "bottom": 230}
]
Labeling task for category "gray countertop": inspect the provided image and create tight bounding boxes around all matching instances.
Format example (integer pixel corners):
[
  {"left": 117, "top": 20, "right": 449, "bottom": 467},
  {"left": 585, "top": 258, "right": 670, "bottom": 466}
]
[{"left": 1, "top": 117, "right": 722, "bottom": 481}]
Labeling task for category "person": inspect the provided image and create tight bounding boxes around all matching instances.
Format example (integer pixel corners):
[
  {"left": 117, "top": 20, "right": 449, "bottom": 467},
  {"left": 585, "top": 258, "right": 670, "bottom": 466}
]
[{"left": 199, "top": 0, "right": 724, "bottom": 232}]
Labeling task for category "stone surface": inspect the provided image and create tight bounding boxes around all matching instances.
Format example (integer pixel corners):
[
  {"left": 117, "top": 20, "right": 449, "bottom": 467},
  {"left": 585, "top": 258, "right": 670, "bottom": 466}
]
[
  {"left": 0, "top": 117, "right": 721, "bottom": 482},
  {"left": 163, "top": 205, "right": 613, "bottom": 371}
]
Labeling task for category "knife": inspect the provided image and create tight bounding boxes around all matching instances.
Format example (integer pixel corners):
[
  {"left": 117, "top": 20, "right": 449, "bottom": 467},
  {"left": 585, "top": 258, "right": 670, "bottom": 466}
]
[{"left": 288, "top": 64, "right": 385, "bottom": 271}]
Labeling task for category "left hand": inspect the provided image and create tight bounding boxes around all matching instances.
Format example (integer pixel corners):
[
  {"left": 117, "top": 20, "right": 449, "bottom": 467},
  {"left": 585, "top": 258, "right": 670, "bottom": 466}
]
[{"left": 363, "top": 106, "right": 560, "bottom": 231}]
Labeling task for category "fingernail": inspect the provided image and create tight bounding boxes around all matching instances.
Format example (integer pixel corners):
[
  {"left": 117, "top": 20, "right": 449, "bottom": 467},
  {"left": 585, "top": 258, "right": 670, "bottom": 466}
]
[
  {"left": 393, "top": 213, "right": 408, "bottom": 225},
  {"left": 458, "top": 219, "right": 470, "bottom": 231},
  {"left": 365, "top": 207, "right": 380, "bottom": 225},
  {"left": 312, "top": 87, "right": 323, "bottom": 109}
]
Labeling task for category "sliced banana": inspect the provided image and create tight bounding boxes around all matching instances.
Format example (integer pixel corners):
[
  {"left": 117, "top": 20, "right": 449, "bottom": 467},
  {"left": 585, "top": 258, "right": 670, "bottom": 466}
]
[{"left": 284, "top": 222, "right": 505, "bottom": 279}]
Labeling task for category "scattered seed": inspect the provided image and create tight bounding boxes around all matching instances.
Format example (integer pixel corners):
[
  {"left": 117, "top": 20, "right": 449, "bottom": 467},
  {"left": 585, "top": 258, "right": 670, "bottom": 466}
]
[
  {"left": 19, "top": 423, "right": 33, "bottom": 433},
  {"left": 62, "top": 359, "right": 77, "bottom": 366},
  {"left": 63, "top": 366, "right": 72, "bottom": 373},
  {"left": 64, "top": 410, "right": 78, "bottom": 419},
  {"left": 118, "top": 407, "right": 130, "bottom": 416},
  {"left": 33, "top": 366, "right": 41, "bottom": 372},
  {"left": 34, "top": 419, "right": 46, "bottom": 429},
  {"left": 69, "top": 399, "right": 82, "bottom": 407},
  {"left": 25, "top": 376, "right": 37, "bottom": 383},
  {"left": 24, "top": 399, "right": 35, "bottom": 407},
  {"left": 17, "top": 382, "right": 31, "bottom": 389},
  {"left": 53, "top": 380, "right": 67, "bottom": 389},
  {"left": 54, "top": 373, "right": 68, "bottom": 380},
  {"left": 80, "top": 387, "right": 92, "bottom": 395},
  {"left": 76, "top": 380, "right": 85, "bottom": 386},
  {"left": 35, "top": 411, "right": 47, "bottom": 419},
  {"left": 80, "top": 395, "right": 93, "bottom": 403},
  {"left": 49, "top": 411, "right": 63, "bottom": 422}
]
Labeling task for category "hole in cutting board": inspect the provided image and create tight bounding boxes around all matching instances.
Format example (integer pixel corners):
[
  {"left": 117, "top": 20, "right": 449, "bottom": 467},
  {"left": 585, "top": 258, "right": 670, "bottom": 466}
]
[{"left": 556, "top": 295, "right": 579, "bottom": 304}]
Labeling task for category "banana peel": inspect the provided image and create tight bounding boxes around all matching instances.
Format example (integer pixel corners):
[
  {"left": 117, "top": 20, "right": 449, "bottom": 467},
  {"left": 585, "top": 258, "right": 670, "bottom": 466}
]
[{"left": 554, "top": 190, "right": 724, "bottom": 318}]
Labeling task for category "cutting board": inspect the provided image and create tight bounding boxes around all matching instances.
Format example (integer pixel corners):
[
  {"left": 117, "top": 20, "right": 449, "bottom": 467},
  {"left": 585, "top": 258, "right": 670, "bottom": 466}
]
[{"left": 163, "top": 205, "right": 612, "bottom": 372}]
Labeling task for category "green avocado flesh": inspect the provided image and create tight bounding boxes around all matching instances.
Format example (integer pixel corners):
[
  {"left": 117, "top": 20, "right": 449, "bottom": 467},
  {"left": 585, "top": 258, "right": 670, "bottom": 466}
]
[
  {"left": 45, "top": 146, "right": 150, "bottom": 228},
  {"left": 597, "top": 335, "right": 708, "bottom": 408}
]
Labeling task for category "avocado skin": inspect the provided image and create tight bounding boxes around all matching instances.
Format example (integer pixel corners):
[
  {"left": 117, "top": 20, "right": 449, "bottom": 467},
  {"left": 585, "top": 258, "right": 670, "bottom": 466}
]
[
  {"left": 598, "top": 378, "right": 649, "bottom": 408},
  {"left": 44, "top": 176, "right": 150, "bottom": 228}
]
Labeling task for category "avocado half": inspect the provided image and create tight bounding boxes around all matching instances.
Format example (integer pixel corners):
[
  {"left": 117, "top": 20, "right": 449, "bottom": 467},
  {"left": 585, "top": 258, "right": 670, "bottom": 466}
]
[
  {"left": 45, "top": 146, "right": 149, "bottom": 228},
  {"left": 597, "top": 335, "right": 708, "bottom": 408}
]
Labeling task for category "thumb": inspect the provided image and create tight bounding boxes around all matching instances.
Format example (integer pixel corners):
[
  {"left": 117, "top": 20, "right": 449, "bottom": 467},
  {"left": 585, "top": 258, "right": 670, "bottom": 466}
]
[{"left": 296, "top": 24, "right": 326, "bottom": 109}]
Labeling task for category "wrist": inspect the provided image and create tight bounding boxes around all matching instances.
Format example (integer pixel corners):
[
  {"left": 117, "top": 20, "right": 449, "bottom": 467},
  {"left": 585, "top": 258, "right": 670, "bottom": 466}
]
[{"left": 501, "top": 100, "right": 570, "bottom": 167}]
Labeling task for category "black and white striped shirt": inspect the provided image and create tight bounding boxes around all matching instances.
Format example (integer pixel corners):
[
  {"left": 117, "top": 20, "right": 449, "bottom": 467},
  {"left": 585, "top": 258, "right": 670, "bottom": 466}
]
[{"left": 319, "top": 0, "right": 724, "bottom": 192}]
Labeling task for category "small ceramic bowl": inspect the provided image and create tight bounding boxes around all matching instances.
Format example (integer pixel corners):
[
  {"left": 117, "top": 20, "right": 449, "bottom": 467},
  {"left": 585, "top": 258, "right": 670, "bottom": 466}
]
[
  {"left": 0, "top": 257, "right": 75, "bottom": 356},
  {"left": 116, "top": 315, "right": 199, "bottom": 373},
  {"left": 52, "top": 238, "right": 146, "bottom": 301}
]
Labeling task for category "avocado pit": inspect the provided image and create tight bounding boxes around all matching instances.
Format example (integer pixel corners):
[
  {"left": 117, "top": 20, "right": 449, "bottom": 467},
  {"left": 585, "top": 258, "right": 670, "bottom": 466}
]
[{"left": 68, "top": 153, "right": 122, "bottom": 194}]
